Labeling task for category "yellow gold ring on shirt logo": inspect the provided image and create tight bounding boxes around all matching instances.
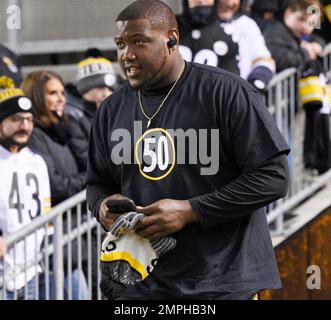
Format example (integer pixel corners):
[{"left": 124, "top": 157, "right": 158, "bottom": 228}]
[{"left": 135, "top": 128, "right": 176, "bottom": 181}]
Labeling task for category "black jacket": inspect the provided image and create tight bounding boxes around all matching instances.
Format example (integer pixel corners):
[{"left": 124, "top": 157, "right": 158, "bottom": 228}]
[
  {"left": 65, "top": 85, "right": 97, "bottom": 171},
  {"left": 65, "top": 84, "right": 97, "bottom": 122},
  {"left": 66, "top": 114, "right": 91, "bottom": 172},
  {"left": 29, "top": 126, "right": 85, "bottom": 205},
  {"left": 264, "top": 22, "right": 311, "bottom": 72}
]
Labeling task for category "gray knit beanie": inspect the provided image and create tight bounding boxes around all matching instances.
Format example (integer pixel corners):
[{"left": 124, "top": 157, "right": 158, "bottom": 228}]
[{"left": 76, "top": 57, "right": 117, "bottom": 95}]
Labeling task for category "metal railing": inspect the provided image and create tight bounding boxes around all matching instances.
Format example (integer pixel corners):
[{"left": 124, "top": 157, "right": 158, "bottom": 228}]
[
  {"left": 267, "top": 47, "right": 331, "bottom": 234},
  {"left": 0, "top": 190, "right": 104, "bottom": 300}
]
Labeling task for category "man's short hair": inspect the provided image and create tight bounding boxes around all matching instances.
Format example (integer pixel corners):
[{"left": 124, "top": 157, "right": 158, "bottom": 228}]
[{"left": 116, "top": 0, "right": 178, "bottom": 30}]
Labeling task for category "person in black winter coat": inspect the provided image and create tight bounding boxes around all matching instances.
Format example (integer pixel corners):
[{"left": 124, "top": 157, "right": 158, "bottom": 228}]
[
  {"left": 264, "top": 0, "right": 324, "bottom": 72},
  {"left": 265, "top": 0, "right": 331, "bottom": 174},
  {"left": 61, "top": 89, "right": 92, "bottom": 172}
]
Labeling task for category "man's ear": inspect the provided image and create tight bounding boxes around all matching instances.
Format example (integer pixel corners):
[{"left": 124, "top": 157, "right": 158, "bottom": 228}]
[{"left": 167, "top": 29, "right": 179, "bottom": 52}]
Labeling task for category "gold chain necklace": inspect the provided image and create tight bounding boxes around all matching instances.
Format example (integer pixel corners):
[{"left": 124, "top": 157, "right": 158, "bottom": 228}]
[{"left": 138, "top": 63, "right": 185, "bottom": 130}]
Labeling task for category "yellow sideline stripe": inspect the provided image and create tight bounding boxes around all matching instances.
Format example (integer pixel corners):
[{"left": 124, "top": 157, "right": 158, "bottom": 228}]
[{"left": 100, "top": 251, "right": 148, "bottom": 280}]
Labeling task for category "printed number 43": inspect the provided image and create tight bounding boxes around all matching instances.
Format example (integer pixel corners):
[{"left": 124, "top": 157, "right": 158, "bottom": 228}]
[{"left": 9, "top": 172, "right": 41, "bottom": 223}]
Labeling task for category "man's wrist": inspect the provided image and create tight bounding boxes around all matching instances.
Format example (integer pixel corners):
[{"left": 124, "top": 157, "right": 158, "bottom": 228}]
[{"left": 182, "top": 200, "right": 199, "bottom": 225}]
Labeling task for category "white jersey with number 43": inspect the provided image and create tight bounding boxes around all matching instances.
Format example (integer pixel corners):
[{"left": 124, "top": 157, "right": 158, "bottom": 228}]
[{"left": 0, "top": 145, "right": 51, "bottom": 291}]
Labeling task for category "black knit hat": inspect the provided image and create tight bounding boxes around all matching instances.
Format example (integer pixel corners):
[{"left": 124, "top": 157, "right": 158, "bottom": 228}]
[{"left": 0, "top": 76, "right": 34, "bottom": 122}]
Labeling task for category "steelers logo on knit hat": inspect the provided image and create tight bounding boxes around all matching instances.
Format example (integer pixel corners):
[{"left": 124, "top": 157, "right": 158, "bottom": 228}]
[
  {"left": 104, "top": 73, "right": 116, "bottom": 88},
  {"left": 0, "top": 82, "right": 35, "bottom": 122},
  {"left": 17, "top": 97, "right": 32, "bottom": 110}
]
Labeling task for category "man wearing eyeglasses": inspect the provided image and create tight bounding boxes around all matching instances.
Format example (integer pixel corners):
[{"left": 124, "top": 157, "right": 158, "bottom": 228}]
[{"left": 0, "top": 83, "right": 51, "bottom": 300}]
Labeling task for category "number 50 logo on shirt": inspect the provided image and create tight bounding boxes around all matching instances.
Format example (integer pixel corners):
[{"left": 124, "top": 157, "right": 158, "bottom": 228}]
[{"left": 135, "top": 128, "right": 176, "bottom": 181}]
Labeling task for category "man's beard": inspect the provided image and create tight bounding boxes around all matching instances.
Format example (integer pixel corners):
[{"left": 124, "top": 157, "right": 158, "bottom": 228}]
[
  {"left": 136, "top": 47, "right": 168, "bottom": 92},
  {"left": 0, "top": 133, "right": 30, "bottom": 152},
  {"left": 142, "top": 58, "right": 167, "bottom": 91}
]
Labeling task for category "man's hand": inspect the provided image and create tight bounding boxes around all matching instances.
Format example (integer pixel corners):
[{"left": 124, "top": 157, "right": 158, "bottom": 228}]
[
  {"left": 99, "top": 194, "right": 128, "bottom": 230},
  {"left": 310, "top": 42, "right": 323, "bottom": 57},
  {"left": 135, "top": 199, "right": 198, "bottom": 241},
  {"left": 301, "top": 41, "right": 319, "bottom": 60},
  {"left": 0, "top": 236, "right": 7, "bottom": 258}
]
